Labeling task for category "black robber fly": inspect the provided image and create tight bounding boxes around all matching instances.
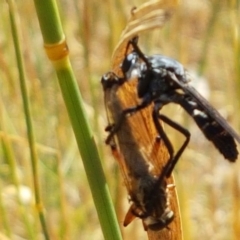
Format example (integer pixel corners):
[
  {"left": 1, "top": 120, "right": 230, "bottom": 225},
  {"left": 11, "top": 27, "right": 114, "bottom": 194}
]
[{"left": 102, "top": 36, "right": 240, "bottom": 178}]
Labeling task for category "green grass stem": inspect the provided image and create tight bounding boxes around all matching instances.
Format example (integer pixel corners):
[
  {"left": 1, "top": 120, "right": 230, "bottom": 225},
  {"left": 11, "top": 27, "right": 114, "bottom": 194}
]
[
  {"left": 32, "top": 0, "right": 122, "bottom": 239},
  {"left": 6, "top": 0, "right": 50, "bottom": 239}
]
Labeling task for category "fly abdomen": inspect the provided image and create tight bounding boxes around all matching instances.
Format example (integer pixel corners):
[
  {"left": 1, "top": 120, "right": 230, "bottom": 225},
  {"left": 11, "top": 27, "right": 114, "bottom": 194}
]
[
  {"left": 181, "top": 99, "right": 238, "bottom": 162},
  {"left": 193, "top": 110, "right": 238, "bottom": 161}
]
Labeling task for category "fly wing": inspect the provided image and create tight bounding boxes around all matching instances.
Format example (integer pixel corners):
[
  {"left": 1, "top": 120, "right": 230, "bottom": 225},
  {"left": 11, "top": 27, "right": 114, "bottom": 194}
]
[
  {"left": 168, "top": 72, "right": 239, "bottom": 161},
  {"left": 103, "top": 78, "right": 139, "bottom": 198},
  {"left": 169, "top": 72, "right": 240, "bottom": 143},
  {"left": 110, "top": 76, "right": 169, "bottom": 177}
]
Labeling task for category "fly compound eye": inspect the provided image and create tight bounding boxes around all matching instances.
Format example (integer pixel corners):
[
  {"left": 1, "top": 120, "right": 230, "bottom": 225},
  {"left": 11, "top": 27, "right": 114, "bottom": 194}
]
[
  {"left": 121, "top": 52, "right": 140, "bottom": 79},
  {"left": 121, "top": 53, "right": 137, "bottom": 72}
]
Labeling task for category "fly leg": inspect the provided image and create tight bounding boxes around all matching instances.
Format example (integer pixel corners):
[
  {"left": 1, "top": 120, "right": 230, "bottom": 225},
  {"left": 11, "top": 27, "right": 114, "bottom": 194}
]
[
  {"left": 152, "top": 100, "right": 190, "bottom": 178},
  {"left": 105, "top": 101, "right": 149, "bottom": 145}
]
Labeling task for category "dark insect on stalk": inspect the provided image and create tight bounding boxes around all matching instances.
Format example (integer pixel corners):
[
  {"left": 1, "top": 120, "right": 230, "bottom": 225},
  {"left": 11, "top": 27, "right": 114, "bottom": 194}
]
[
  {"left": 102, "top": 36, "right": 240, "bottom": 178},
  {"left": 102, "top": 71, "right": 178, "bottom": 231}
]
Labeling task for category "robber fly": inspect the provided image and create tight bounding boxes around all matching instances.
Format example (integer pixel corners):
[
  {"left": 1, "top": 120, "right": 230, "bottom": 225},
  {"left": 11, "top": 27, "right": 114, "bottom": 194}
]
[
  {"left": 102, "top": 72, "right": 177, "bottom": 231},
  {"left": 102, "top": 36, "right": 240, "bottom": 178}
]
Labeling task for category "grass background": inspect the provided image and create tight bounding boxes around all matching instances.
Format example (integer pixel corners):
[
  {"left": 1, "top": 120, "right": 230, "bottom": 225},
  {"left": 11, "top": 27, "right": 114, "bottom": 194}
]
[{"left": 0, "top": 0, "right": 240, "bottom": 239}]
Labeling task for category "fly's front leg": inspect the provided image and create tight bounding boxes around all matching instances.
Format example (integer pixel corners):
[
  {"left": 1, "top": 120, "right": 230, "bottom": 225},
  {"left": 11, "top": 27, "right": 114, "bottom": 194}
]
[
  {"left": 105, "top": 101, "right": 150, "bottom": 145},
  {"left": 157, "top": 114, "right": 190, "bottom": 178},
  {"left": 129, "top": 37, "right": 151, "bottom": 69},
  {"left": 153, "top": 98, "right": 190, "bottom": 179},
  {"left": 152, "top": 105, "right": 174, "bottom": 181}
]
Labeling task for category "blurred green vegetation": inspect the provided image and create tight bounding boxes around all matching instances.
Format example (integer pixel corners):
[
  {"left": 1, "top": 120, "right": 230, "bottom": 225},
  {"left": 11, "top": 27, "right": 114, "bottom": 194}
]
[{"left": 0, "top": 0, "right": 239, "bottom": 239}]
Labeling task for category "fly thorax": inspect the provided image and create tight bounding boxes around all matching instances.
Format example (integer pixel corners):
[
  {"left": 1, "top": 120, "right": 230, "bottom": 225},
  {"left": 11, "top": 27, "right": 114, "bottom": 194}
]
[{"left": 149, "top": 70, "right": 172, "bottom": 98}]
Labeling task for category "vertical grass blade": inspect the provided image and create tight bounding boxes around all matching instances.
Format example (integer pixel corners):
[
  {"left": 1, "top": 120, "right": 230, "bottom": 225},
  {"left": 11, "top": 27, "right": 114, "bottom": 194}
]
[
  {"left": 32, "top": 0, "right": 122, "bottom": 239},
  {"left": 6, "top": 0, "right": 49, "bottom": 239}
]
